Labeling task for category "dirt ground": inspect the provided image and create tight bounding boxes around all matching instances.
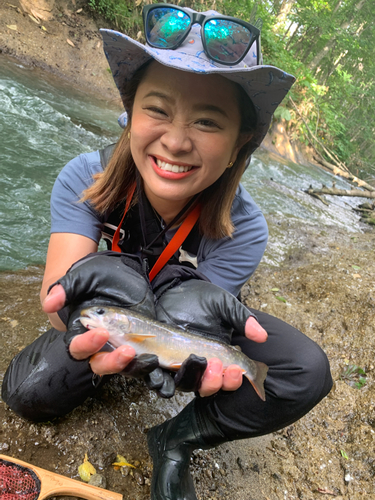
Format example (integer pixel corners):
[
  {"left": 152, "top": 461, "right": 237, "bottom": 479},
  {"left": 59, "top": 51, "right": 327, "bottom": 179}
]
[
  {"left": 1, "top": 1, "right": 375, "bottom": 499},
  {"left": 1, "top": 225, "right": 374, "bottom": 500}
]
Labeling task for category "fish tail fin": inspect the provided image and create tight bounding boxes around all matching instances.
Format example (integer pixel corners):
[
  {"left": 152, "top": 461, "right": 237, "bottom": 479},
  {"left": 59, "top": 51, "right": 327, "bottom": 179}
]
[{"left": 244, "top": 361, "right": 268, "bottom": 401}]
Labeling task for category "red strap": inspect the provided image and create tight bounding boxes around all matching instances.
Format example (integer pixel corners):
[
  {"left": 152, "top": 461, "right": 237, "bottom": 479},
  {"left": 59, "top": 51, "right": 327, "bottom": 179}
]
[
  {"left": 112, "top": 183, "right": 136, "bottom": 252},
  {"left": 149, "top": 203, "right": 201, "bottom": 282},
  {"left": 112, "top": 186, "right": 201, "bottom": 282}
]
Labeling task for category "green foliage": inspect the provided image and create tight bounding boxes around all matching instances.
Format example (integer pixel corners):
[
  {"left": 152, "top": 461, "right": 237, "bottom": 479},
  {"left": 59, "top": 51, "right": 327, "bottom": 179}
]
[
  {"left": 87, "top": 0, "right": 142, "bottom": 35},
  {"left": 86, "top": 0, "right": 375, "bottom": 176},
  {"left": 341, "top": 363, "right": 367, "bottom": 390}
]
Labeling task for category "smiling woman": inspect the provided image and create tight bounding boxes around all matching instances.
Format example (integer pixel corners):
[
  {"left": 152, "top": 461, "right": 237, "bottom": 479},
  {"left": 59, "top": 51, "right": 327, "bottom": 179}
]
[
  {"left": 1, "top": 4, "right": 333, "bottom": 500},
  {"left": 121, "top": 62, "right": 246, "bottom": 225}
]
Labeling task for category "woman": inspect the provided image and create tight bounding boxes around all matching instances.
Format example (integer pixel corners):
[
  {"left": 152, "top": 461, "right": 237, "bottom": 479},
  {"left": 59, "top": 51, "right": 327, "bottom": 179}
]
[{"left": 2, "top": 5, "right": 333, "bottom": 500}]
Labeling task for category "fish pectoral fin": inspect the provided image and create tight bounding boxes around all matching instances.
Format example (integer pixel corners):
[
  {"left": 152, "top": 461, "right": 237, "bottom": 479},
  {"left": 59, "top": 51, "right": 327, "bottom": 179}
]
[
  {"left": 233, "top": 345, "right": 242, "bottom": 352},
  {"left": 169, "top": 362, "right": 182, "bottom": 370},
  {"left": 126, "top": 333, "right": 157, "bottom": 343}
]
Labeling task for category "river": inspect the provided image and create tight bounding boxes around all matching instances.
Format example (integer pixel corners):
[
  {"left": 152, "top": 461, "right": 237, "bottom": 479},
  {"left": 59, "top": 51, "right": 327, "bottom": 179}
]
[{"left": 0, "top": 56, "right": 365, "bottom": 272}]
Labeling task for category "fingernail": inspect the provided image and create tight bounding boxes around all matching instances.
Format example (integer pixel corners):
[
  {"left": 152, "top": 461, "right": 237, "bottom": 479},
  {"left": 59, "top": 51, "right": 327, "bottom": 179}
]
[
  {"left": 118, "top": 345, "right": 136, "bottom": 359},
  {"left": 228, "top": 368, "right": 242, "bottom": 382},
  {"left": 207, "top": 361, "right": 222, "bottom": 377}
]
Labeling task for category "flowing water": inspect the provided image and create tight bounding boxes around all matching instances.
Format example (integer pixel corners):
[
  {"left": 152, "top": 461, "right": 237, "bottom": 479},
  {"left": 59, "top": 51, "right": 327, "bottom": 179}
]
[{"left": 0, "top": 56, "right": 365, "bottom": 271}]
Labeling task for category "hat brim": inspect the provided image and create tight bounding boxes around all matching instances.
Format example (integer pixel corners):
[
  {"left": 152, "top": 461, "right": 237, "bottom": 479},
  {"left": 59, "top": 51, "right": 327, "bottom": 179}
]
[{"left": 101, "top": 29, "right": 295, "bottom": 153}]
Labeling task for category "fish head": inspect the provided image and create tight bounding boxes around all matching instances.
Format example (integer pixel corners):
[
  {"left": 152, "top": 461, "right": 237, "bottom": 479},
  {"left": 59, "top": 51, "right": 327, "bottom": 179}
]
[{"left": 79, "top": 306, "right": 131, "bottom": 334}]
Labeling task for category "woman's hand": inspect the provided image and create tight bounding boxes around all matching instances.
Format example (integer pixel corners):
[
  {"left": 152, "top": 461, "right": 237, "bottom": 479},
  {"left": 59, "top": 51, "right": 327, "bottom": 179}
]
[
  {"left": 43, "top": 283, "right": 138, "bottom": 374},
  {"left": 155, "top": 278, "right": 268, "bottom": 397},
  {"left": 199, "top": 316, "right": 267, "bottom": 397},
  {"left": 70, "top": 329, "right": 137, "bottom": 375}
]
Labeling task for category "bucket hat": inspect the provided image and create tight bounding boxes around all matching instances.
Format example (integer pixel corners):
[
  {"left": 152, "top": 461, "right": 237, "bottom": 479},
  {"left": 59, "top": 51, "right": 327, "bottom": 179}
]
[{"left": 100, "top": 7, "right": 295, "bottom": 154}]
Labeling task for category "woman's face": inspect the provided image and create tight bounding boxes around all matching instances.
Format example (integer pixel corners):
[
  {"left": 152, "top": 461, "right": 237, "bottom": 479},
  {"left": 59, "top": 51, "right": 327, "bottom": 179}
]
[{"left": 130, "top": 61, "right": 245, "bottom": 216}]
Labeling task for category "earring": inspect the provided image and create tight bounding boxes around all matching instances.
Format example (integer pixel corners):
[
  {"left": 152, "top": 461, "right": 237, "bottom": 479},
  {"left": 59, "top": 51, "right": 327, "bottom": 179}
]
[
  {"left": 227, "top": 161, "right": 234, "bottom": 168},
  {"left": 127, "top": 131, "right": 131, "bottom": 139}
]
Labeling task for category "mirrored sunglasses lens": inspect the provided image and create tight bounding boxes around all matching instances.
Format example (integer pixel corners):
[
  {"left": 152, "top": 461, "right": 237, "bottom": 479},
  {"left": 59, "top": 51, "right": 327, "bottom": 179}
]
[
  {"left": 146, "top": 7, "right": 190, "bottom": 48},
  {"left": 204, "top": 20, "right": 252, "bottom": 63}
]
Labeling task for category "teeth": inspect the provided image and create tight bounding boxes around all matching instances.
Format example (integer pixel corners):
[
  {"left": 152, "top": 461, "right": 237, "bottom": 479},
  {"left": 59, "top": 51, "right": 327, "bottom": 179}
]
[{"left": 156, "top": 159, "right": 193, "bottom": 173}]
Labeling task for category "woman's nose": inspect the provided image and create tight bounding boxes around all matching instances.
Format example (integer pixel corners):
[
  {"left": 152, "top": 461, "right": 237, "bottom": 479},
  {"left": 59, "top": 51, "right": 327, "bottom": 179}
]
[{"left": 160, "top": 124, "right": 193, "bottom": 154}]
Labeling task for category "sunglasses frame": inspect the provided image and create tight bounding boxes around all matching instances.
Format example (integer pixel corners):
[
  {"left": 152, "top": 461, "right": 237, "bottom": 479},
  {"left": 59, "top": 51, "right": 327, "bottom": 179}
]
[{"left": 142, "top": 3, "right": 261, "bottom": 66}]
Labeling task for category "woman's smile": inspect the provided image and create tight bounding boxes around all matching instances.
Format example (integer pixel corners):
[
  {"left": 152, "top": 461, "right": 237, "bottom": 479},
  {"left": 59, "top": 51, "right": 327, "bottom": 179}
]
[
  {"left": 155, "top": 157, "right": 194, "bottom": 174},
  {"left": 150, "top": 155, "right": 197, "bottom": 180}
]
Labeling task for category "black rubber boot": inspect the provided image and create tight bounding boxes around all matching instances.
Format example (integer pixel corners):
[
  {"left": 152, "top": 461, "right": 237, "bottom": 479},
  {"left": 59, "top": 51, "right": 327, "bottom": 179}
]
[{"left": 147, "top": 399, "right": 227, "bottom": 500}]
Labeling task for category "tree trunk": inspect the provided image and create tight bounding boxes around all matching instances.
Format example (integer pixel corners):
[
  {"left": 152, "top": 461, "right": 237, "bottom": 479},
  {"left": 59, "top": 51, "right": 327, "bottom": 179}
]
[{"left": 308, "top": 0, "right": 366, "bottom": 72}]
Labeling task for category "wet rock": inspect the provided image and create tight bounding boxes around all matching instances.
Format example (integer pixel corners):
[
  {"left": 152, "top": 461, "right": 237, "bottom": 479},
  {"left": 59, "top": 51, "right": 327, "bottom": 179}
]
[
  {"left": 88, "top": 473, "right": 107, "bottom": 488},
  {"left": 133, "top": 470, "right": 145, "bottom": 485}
]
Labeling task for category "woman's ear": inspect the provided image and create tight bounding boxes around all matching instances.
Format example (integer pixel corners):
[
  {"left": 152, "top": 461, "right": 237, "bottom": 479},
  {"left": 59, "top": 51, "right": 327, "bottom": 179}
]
[
  {"left": 237, "top": 132, "right": 254, "bottom": 151},
  {"left": 229, "top": 132, "right": 254, "bottom": 167}
]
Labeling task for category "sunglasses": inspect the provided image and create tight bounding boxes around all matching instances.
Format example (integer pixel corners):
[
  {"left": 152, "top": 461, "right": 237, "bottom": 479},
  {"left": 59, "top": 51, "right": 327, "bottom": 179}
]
[{"left": 142, "top": 3, "right": 262, "bottom": 66}]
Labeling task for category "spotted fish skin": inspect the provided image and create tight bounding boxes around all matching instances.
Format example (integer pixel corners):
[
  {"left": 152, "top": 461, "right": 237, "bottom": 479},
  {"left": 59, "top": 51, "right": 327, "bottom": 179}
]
[{"left": 79, "top": 305, "right": 268, "bottom": 401}]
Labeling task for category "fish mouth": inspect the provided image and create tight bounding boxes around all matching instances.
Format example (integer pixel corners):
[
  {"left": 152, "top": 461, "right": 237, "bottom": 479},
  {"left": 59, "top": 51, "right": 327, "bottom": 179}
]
[{"left": 79, "top": 309, "right": 97, "bottom": 330}]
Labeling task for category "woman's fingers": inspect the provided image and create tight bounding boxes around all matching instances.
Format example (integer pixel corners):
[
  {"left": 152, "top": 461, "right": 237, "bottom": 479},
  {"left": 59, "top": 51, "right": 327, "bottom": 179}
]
[
  {"left": 199, "top": 359, "right": 244, "bottom": 396},
  {"left": 69, "top": 328, "right": 110, "bottom": 359},
  {"left": 245, "top": 316, "right": 268, "bottom": 343},
  {"left": 221, "top": 364, "right": 243, "bottom": 391},
  {"left": 69, "top": 328, "right": 136, "bottom": 375},
  {"left": 42, "top": 284, "right": 66, "bottom": 313},
  {"left": 89, "top": 346, "right": 136, "bottom": 375},
  {"left": 199, "top": 358, "right": 224, "bottom": 397}
]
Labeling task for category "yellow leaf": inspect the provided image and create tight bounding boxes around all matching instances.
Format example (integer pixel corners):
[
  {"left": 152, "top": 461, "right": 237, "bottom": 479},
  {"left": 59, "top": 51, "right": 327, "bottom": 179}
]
[
  {"left": 112, "top": 454, "right": 135, "bottom": 469},
  {"left": 7, "top": 25, "right": 18, "bottom": 30},
  {"left": 28, "top": 14, "right": 40, "bottom": 24},
  {"left": 112, "top": 460, "right": 135, "bottom": 468},
  {"left": 67, "top": 38, "right": 75, "bottom": 47},
  {"left": 78, "top": 453, "right": 96, "bottom": 482},
  {"left": 76, "top": 8, "right": 83, "bottom": 13},
  {"left": 41, "top": 25, "right": 47, "bottom": 31}
]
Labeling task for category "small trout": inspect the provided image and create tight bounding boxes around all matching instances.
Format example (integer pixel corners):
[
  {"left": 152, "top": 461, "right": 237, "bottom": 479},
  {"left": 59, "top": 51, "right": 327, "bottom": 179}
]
[{"left": 79, "top": 306, "right": 268, "bottom": 401}]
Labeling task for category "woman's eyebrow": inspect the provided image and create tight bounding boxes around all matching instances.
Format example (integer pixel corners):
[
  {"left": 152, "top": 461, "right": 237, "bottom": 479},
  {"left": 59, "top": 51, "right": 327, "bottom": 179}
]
[
  {"left": 192, "top": 104, "right": 229, "bottom": 118},
  {"left": 143, "top": 91, "right": 228, "bottom": 117},
  {"left": 143, "top": 91, "right": 171, "bottom": 101}
]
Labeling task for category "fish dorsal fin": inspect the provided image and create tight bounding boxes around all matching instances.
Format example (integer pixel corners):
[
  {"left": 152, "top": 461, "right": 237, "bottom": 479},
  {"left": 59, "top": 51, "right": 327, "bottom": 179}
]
[
  {"left": 126, "top": 333, "right": 156, "bottom": 343},
  {"left": 233, "top": 345, "right": 242, "bottom": 352}
]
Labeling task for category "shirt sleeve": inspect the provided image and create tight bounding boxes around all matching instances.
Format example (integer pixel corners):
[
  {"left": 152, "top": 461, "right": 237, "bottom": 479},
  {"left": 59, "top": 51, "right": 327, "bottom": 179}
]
[
  {"left": 50, "top": 151, "right": 105, "bottom": 243},
  {"left": 197, "top": 184, "right": 268, "bottom": 297}
]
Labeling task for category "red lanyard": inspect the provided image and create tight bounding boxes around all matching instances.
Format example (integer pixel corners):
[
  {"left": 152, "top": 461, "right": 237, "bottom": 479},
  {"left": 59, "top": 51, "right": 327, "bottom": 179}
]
[{"left": 111, "top": 184, "right": 201, "bottom": 282}]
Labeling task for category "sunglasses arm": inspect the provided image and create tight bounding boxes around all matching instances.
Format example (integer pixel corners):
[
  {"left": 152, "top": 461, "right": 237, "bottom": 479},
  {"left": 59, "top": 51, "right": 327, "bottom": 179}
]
[{"left": 257, "top": 34, "right": 263, "bottom": 65}]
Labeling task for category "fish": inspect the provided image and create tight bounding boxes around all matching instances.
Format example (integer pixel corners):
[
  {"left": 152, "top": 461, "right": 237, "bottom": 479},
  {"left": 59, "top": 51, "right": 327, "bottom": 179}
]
[{"left": 79, "top": 306, "right": 268, "bottom": 401}]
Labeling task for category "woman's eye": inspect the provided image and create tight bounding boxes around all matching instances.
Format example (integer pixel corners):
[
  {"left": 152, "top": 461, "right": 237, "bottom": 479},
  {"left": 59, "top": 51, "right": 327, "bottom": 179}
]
[
  {"left": 146, "top": 106, "right": 167, "bottom": 116},
  {"left": 196, "top": 119, "right": 220, "bottom": 129}
]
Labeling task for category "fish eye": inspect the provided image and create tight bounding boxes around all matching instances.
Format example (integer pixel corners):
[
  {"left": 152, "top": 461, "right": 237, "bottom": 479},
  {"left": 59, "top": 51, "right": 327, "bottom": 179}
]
[{"left": 96, "top": 308, "right": 105, "bottom": 315}]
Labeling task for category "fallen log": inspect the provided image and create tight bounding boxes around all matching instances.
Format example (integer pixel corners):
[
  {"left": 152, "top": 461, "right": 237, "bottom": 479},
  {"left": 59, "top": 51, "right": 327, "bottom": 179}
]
[
  {"left": 313, "top": 156, "right": 375, "bottom": 193},
  {"left": 305, "top": 186, "right": 375, "bottom": 199},
  {"left": 288, "top": 97, "right": 375, "bottom": 193}
]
